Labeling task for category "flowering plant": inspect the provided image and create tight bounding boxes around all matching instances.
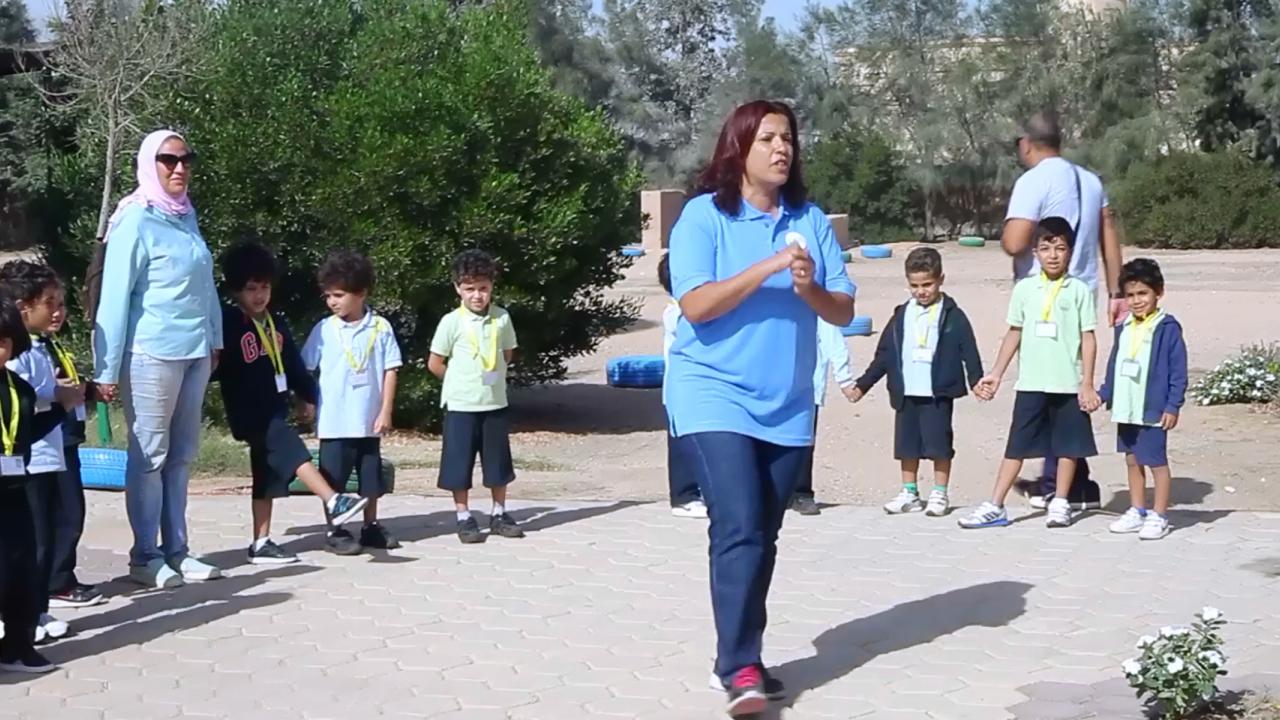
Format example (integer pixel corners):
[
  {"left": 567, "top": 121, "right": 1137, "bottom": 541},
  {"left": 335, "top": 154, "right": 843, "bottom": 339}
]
[
  {"left": 1193, "top": 344, "right": 1280, "bottom": 406},
  {"left": 1124, "top": 608, "right": 1229, "bottom": 718}
]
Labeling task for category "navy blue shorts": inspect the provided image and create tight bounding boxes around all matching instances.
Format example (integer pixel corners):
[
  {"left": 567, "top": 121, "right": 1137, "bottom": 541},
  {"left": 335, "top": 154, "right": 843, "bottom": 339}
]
[
  {"left": 247, "top": 415, "right": 314, "bottom": 500},
  {"left": 1117, "top": 424, "right": 1168, "bottom": 467},
  {"left": 894, "top": 397, "right": 955, "bottom": 460},
  {"left": 437, "top": 409, "right": 515, "bottom": 491},
  {"left": 1005, "top": 392, "right": 1097, "bottom": 460}
]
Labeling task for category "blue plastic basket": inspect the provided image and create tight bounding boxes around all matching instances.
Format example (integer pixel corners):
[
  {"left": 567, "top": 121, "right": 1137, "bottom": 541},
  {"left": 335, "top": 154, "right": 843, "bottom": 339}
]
[
  {"left": 606, "top": 355, "right": 665, "bottom": 388},
  {"left": 840, "top": 315, "right": 875, "bottom": 337},
  {"left": 79, "top": 447, "right": 127, "bottom": 491}
]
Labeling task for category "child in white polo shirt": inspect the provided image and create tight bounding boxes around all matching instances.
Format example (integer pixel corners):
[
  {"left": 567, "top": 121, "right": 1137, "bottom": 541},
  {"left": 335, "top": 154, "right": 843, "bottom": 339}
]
[{"left": 302, "top": 250, "right": 403, "bottom": 556}]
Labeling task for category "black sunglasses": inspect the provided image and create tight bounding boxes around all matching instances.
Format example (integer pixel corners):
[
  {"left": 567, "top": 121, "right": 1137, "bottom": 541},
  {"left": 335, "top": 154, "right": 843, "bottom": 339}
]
[{"left": 156, "top": 152, "right": 197, "bottom": 170}]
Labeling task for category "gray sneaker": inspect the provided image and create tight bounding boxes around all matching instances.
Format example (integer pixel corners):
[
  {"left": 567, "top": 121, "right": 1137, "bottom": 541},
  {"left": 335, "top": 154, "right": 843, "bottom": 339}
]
[
  {"left": 129, "top": 559, "right": 184, "bottom": 589},
  {"left": 169, "top": 555, "right": 223, "bottom": 581}
]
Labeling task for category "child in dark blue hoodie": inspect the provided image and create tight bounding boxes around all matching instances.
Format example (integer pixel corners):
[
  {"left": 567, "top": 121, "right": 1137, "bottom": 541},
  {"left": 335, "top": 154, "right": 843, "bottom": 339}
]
[
  {"left": 850, "top": 247, "right": 985, "bottom": 518},
  {"left": 1098, "top": 258, "right": 1188, "bottom": 541}
]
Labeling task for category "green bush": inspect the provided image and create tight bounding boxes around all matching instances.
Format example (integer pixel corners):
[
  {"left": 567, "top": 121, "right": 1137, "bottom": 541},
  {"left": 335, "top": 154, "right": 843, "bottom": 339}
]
[
  {"left": 806, "top": 125, "right": 919, "bottom": 245},
  {"left": 163, "top": 0, "right": 643, "bottom": 429},
  {"left": 1111, "top": 151, "right": 1280, "bottom": 249}
]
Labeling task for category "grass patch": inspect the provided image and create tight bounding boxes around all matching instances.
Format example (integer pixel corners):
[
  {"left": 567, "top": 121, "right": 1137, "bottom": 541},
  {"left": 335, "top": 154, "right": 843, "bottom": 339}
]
[{"left": 89, "top": 404, "right": 249, "bottom": 478}]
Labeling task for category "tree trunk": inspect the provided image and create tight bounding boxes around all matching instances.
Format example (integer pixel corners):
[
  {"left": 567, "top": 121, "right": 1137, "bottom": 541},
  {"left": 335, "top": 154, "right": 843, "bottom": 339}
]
[{"left": 94, "top": 108, "right": 118, "bottom": 242}]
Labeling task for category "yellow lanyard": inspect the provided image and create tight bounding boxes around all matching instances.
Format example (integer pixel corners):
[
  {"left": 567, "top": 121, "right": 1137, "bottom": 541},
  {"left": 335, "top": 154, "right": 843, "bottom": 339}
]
[
  {"left": 1127, "top": 311, "right": 1162, "bottom": 360},
  {"left": 47, "top": 336, "right": 80, "bottom": 384},
  {"left": 458, "top": 306, "right": 499, "bottom": 372},
  {"left": 1040, "top": 273, "right": 1067, "bottom": 322},
  {"left": 1, "top": 370, "right": 19, "bottom": 457},
  {"left": 251, "top": 314, "right": 285, "bottom": 377},
  {"left": 332, "top": 315, "right": 381, "bottom": 372},
  {"left": 915, "top": 300, "right": 940, "bottom": 348}
]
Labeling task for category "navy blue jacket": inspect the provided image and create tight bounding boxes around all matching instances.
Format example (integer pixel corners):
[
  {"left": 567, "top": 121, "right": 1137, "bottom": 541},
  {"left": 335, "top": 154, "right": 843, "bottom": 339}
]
[
  {"left": 854, "top": 295, "right": 985, "bottom": 410},
  {"left": 0, "top": 370, "right": 66, "bottom": 486},
  {"left": 1099, "top": 314, "right": 1188, "bottom": 423},
  {"left": 214, "top": 306, "right": 318, "bottom": 441}
]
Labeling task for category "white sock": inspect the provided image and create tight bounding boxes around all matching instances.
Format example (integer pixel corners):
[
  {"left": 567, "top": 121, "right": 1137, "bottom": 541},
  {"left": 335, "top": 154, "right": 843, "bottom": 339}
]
[
  {"left": 252, "top": 536, "right": 270, "bottom": 552},
  {"left": 457, "top": 510, "right": 471, "bottom": 521},
  {"left": 492, "top": 502, "right": 505, "bottom": 516}
]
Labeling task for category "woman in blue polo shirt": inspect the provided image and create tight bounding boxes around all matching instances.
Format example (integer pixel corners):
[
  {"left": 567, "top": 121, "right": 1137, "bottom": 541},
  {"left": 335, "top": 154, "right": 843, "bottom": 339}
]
[{"left": 667, "top": 99, "right": 856, "bottom": 716}]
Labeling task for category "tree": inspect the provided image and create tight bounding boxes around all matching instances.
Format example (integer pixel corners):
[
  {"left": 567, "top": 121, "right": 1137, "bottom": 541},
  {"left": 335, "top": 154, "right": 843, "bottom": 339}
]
[
  {"left": 172, "top": 0, "right": 644, "bottom": 427},
  {"left": 1, "top": 0, "right": 39, "bottom": 250},
  {"left": 30, "top": 0, "right": 210, "bottom": 242},
  {"left": 528, "top": 0, "right": 615, "bottom": 109},
  {"left": 806, "top": 124, "right": 919, "bottom": 243}
]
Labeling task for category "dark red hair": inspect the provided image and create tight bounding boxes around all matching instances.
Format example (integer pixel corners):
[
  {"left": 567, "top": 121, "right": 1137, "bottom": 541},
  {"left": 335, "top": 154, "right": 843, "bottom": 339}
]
[{"left": 696, "top": 99, "right": 807, "bottom": 216}]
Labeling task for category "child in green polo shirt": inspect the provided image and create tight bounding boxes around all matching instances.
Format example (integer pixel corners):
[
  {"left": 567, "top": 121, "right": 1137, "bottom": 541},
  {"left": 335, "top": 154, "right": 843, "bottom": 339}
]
[
  {"left": 961, "top": 216, "right": 1100, "bottom": 530},
  {"left": 428, "top": 250, "right": 523, "bottom": 545}
]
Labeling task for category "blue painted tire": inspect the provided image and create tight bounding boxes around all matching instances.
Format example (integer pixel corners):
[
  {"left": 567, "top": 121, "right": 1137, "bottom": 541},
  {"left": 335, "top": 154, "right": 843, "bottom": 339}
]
[
  {"left": 620, "top": 246, "right": 646, "bottom": 258},
  {"left": 840, "top": 315, "right": 874, "bottom": 337},
  {"left": 79, "top": 447, "right": 127, "bottom": 491},
  {"left": 606, "top": 355, "right": 665, "bottom": 388},
  {"left": 860, "top": 244, "right": 893, "bottom": 259},
  {"left": 289, "top": 450, "right": 396, "bottom": 495}
]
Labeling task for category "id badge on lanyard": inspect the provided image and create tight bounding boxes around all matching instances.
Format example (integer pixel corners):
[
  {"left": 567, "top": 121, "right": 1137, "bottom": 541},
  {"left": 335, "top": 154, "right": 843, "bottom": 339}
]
[
  {"left": 1120, "top": 359, "right": 1141, "bottom": 380},
  {"left": 275, "top": 374, "right": 288, "bottom": 394},
  {"left": 0, "top": 455, "right": 24, "bottom": 476},
  {"left": 1035, "top": 321, "right": 1058, "bottom": 339}
]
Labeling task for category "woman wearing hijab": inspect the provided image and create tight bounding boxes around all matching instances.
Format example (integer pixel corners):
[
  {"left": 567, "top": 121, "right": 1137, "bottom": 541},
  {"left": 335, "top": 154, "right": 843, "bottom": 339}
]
[
  {"left": 92, "top": 130, "right": 223, "bottom": 590},
  {"left": 666, "top": 100, "right": 855, "bottom": 717}
]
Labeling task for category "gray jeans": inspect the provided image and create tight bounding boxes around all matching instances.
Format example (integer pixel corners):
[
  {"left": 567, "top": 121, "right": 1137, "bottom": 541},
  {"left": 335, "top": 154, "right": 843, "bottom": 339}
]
[{"left": 120, "top": 352, "right": 209, "bottom": 566}]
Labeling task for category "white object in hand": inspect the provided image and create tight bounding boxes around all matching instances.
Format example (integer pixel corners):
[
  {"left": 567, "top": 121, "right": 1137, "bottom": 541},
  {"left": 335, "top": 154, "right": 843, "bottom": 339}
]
[{"left": 784, "top": 231, "right": 807, "bottom": 250}]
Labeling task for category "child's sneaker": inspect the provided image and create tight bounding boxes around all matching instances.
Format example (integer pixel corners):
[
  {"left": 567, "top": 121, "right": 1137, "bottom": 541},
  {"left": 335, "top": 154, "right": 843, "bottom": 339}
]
[
  {"left": 724, "top": 666, "right": 769, "bottom": 716},
  {"left": 883, "top": 488, "right": 924, "bottom": 515},
  {"left": 1139, "top": 513, "right": 1170, "bottom": 541},
  {"left": 671, "top": 500, "right": 708, "bottom": 519},
  {"left": 50, "top": 584, "right": 105, "bottom": 608},
  {"left": 1109, "top": 507, "right": 1146, "bottom": 534},
  {"left": 0, "top": 648, "right": 56, "bottom": 674},
  {"left": 247, "top": 539, "right": 299, "bottom": 565},
  {"left": 490, "top": 513, "right": 525, "bottom": 539},
  {"left": 1046, "top": 497, "right": 1074, "bottom": 528},
  {"left": 708, "top": 668, "right": 786, "bottom": 700},
  {"left": 325, "top": 494, "right": 369, "bottom": 527},
  {"left": 957, "top": 501, "right": 1009, "bottom": 529},
  {"left": 457, "top": 516, "right": 485, "bottom": 544},
  {"left": 326, "top": 528, "right": 364, "bottom": 555},
  {"left": 924, "top": 490, "right": 950, "bottom": 517},
  {"left": 788, "top": 494, "right": 821, "bottom": 516},
  {"left": 38, "top": 613, "right": 69, "bottom": 641},
  {"left": 360, "top": 522, "right": 401, "bottom": 549}
]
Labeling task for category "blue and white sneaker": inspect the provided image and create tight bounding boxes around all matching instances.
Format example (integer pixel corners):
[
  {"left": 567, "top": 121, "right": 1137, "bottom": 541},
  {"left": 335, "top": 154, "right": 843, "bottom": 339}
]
[
  {"left": 957, "top": 502, "right": 1010, "bottom": 529},
  {"left": 325, "top": 494, "right": 369, "bottom": 527}
]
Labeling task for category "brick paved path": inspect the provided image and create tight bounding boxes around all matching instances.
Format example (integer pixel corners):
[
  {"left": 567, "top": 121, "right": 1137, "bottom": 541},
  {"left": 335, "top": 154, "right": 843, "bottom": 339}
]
[{"left": 2, "top": 495, "right": 1278, "bottom": 719}]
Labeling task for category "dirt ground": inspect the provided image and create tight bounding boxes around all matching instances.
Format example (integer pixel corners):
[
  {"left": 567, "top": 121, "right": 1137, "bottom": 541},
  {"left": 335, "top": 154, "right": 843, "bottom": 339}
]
[{"left": 10, "top": 247, "right": 1280, "bottom": 510}]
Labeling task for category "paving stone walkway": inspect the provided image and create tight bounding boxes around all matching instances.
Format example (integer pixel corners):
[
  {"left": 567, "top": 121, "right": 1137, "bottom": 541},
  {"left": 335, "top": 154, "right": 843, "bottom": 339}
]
[{"left": 2, "top": 495, "right": 1279, "bottom": 719}]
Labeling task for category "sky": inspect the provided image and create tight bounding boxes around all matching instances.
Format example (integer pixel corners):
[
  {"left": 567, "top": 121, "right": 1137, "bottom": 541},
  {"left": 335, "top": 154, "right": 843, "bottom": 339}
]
[{"left": 22, "top": 0, "right": 843, "bottom": 37}]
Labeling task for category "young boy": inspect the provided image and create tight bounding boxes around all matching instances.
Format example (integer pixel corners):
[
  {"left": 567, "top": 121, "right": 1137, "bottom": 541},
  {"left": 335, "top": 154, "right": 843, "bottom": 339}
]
[
  {"left": 0, "top": 261, "right": 83, "bottom": 645},
  {"left": 960, "top": 217, "right": 1100, "bottom": 529},
  {"left": 790, "top": 319, "right": 857, "bottom": 516},
  {"left": 428, "top": 249, "right": 523, "bottom": 544},
  {"left": 44, "top": 301, "right": 104, "bottom": 608},
  {"left": 848, "top": 247, "right": 984, "bottom": 517},
  {"left": 302, "top": 250, "right": 402, "bottom": 555},
  {"left": 659, "top": 253, "right": 705, "bottom": 519},
  {"left": 1099, "top": 258, "right": 1187, "bottom": 540},
  {"left": 217, "top": 242, "right": 369, "bottom": 564},
  {"left": 0, "top": 296, "right": 74, "bottom": 673}
]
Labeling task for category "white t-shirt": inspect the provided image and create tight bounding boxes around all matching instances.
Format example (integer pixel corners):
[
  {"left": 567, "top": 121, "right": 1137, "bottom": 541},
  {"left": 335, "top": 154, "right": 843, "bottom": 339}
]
[
  {"left": 1006, "top": 156, "right": 1109, "bottom": 293},
  {"left": 661, "top": 300, "right": 680, "bottom": 407},
  {"left": 301, "top": 311, "right": 403, "bottom": 439}
]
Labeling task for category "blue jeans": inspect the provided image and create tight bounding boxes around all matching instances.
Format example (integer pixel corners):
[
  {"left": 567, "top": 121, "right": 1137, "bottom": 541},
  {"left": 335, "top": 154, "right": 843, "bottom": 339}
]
[
  {"left": 120, "top": 353, "right": 209, "bottom": 566},
  {"left": 666, "top": 432, "right": 701, "bottom": 506},
  {"left": 686, "top": 431, "right": 807, "bottom": 683}
]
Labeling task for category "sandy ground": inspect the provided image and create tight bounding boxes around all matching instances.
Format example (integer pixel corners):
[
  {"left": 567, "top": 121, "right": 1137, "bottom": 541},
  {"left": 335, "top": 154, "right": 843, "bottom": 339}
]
[{"left": 10, "top": 247, "right": 1280, "bottom": 510}]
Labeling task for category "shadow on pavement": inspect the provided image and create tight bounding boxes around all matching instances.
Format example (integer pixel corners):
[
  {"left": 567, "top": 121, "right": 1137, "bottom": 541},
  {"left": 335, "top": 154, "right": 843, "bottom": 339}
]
[
  {"left": 509, "top": 383, "right": 668, "bottom": 435},
  {"left": 201, "top": 500, "right": 645, "bottom": 570},
  {"left": 762, "top": 580, "right": 1034, "bottom": 718},
  {"left": 1104, "top": 477, "right": 1233, "bottom": 531}
]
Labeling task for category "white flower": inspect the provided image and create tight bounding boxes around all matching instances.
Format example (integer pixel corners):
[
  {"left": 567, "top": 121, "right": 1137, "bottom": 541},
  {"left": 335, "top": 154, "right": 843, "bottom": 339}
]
[
  {"left": 1136, "top": 635, "right": 1157, "bottom": 650},
  {"left": 1123, "top": 658, "right": 1143, "bottom": 676},
  {"left": 1199, "top": 650, "right": 1224, "bottom": 667},
  {"left": 1200, "top": 607, "right": 1222, "bottom": 622},
  {"left": 1166, "top": 657, "right": 1185, "bottom": 674},
  {"left": 1160, "top": 626, "right": 1178, "bottom": 637}
]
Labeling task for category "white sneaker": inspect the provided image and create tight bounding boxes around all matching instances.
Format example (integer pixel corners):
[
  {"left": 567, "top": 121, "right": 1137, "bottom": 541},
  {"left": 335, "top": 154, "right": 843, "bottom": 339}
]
[
  {"left": 169, "top": 555, "right": 223, "bottom": 581},
  {"left": 1109, "top": 507, "right": 1146, "bottom": 534},
  {"left": 1139, "top": 513, "right": 1170, "bottom": 540},
  {"left": 957, "top": 501, "right": 1009, "bottom": 529},
  {"left": 0, "top": 619, "right": 5, "bottom": 640},
  {"left": 883, "top": 489, "right": 924, "bottom": 514},
  {"left": 129, "top": 559, "right": 184, "bottom": 589},
  {"left": 38, "top": 613, "right": 68, "bottom": 640},
  {"left": 924, "top": 490, "right": 950, "bottom": 517},
  {"left": 1046, "top": 497, "right": 1074, "bottom": 528},
  {"left": 33, "top": 624, "right": 46, "bottom": 644},
  {"left": 671, "top": 500, "right": 708, "bottom": 519},
  {"left": 1028, "top": 494, "right": 1050, "bottom": 510}
]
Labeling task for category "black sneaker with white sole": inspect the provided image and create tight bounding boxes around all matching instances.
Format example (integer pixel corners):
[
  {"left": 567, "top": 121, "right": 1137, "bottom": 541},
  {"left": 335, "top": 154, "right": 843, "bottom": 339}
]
[
  {"left": 0, "top": 649, "right": 56, "bottom": 674},
  {"left": 489, "top": 513, "right": 525, "bottom": 539},
  {"left": 325, "top": 528, "right": 364, "bottom": 556},
  {"left": 247, "top": 539, "right": 299, "bottom": 565},
  {"left": 457, "top": 516, "right": 485, "bottom": 544},
  {"left": 49, "top": 584, "right": 105, "bottom": 609}
]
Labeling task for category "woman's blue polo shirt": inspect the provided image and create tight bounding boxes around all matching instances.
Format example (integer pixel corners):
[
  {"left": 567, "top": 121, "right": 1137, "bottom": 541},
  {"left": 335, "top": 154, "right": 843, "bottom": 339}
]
[{"left": 666, "top": 193, "right": 856, "bottom": 447}]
